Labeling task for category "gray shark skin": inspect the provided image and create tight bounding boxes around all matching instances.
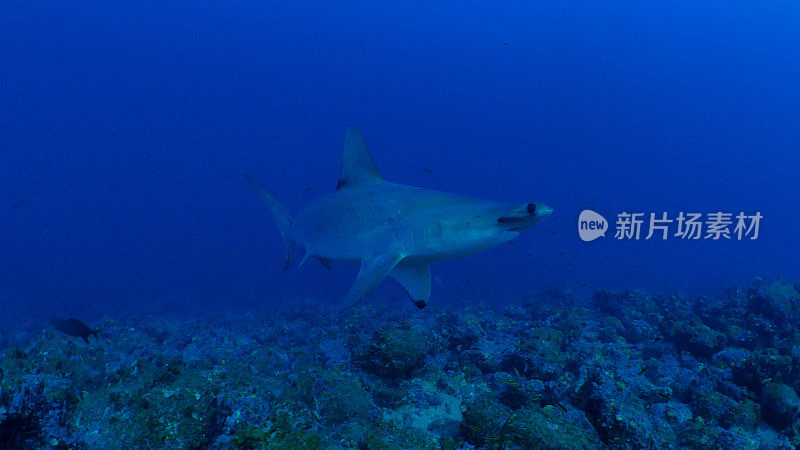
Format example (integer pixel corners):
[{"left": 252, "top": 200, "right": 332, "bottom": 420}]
[{"left": 245, "top": 126, "right": 552, "bottom": 310}]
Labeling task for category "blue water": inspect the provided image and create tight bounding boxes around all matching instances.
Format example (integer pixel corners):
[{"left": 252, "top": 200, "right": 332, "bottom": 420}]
[{"left": 2, "top": 1, "right": 798, "bottom": 326}]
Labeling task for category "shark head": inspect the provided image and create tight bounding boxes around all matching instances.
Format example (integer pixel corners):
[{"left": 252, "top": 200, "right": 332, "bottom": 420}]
[{"left": 430, "top": 200, "right": 553, "bottom": 259}]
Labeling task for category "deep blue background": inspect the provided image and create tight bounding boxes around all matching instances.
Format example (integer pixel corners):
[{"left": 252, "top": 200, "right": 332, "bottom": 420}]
[{"left": 2, "top": 1, "right": 798, "bottom": 328}]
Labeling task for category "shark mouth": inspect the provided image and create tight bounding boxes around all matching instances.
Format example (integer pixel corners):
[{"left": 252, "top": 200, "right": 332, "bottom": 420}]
[{"left": 497, "top": 203, "right": 551, "bottom": 231}]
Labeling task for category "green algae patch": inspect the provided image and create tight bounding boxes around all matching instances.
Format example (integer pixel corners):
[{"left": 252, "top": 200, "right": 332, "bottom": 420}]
[
  {"left": 71, "top": 361, "right": 220, "bottom": 449},
  {"left": 230, "top": 409, "right": 325, "bottom": 450},
  {"left": 356, "top": 324, "right": 431, "bottom": 380},
  {"left": 297, "top": 369, "right": 376, "bottom": 424},
  {"left": 360, "top": 420, "right": 441, "bottom": 449},
  {"left": 460, "top": 393, "right": 511, "bottom": 447},
  {"left": 502, "top": 405, "right": 603, "bottom": 449}
]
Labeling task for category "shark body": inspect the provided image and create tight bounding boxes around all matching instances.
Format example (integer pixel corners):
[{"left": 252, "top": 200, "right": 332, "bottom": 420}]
[{"left": 246, "top": 127, "right": 552, "bottom": 310}]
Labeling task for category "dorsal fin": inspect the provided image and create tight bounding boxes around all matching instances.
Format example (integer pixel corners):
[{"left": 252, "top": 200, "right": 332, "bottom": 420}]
[{"left": 337, "top": 126, "right": 384, "bottom": 189}]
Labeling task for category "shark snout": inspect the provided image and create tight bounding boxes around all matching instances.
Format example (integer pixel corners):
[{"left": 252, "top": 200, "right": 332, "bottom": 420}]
[
  {"left": 528, "top": 202, "right": 553, "bottom": 218},
  {"left": 498, "top": 202, "right": 553, "bottom": 230}
]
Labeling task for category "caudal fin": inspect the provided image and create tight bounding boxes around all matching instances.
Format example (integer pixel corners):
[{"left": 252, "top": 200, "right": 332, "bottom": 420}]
[{"left": 244, "top": 174, "right": 295, "bottom": 269}]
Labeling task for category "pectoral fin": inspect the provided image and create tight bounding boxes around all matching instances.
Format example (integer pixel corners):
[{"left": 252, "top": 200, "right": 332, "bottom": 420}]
[
  {"left": 391, "top": 263, "right": 431, "bottom": 309},
  {"left": 340, "top": 253, "right": 403, "bottom": 311}
]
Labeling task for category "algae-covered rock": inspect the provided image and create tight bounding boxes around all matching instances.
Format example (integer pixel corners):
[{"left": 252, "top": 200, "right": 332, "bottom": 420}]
[
  {"left": 678, "top": 419, "right": 723, "bottom": 449},
  {"left": 427, "top": 417, "right": 460, "bottom": 438},
  {"left": 0, "top": 375, "right": 75, "bottom": 448},
  {"left": 460, "top": 393, "right": 512, "bottom": 447},
  {"left": 692, "top": 391, "right": 738, "bottom": 425},
  {"left": 715, "top": 427, "right": 761, "bottom": 449},
  {"left": 650, "top": 401, "right": 693, "bottom": 428},
  {"left": 494, "top": 372, "right": 544, "bottom": 409},
  {"left": 73, "top": 361, "right": 222, "bottom": 449},
  {"left": 520, "top": 327, "right": 564, "bottom": 361},
  {"left": 0, "top": 344, "right": 84, "bottom": 448},
  {"left": 230, "top": 423, "right": 270, "bottom": 449},
  {"left": 441, "top": 311, "right": 483, "bottom": 352},
  {"left": 593, "top": 289, "right": 637, "bottom": 319},
  {"left": 283, "top": 366, "right": 375, "bottom": 424},
  {"left": 357, "top": 324, "right": 430, "bottom": 380},
  {"left": 721, "top": 399, "right": 760, "bottom": 431},
  {"left": 361, "top": 420, "right": 440, "bottom": 449},
  {"left": 748, "top": 279, "right": 800, "bottom": 323},
  {"left": 668, "top": 319, "right": 727, "bottom": 358},
  {"left": 730, "top": 348, "right": 793, "bottom": 393},
  {"left": 576, "top": 369, "right": 665, "bottom": 448},
  {"left": 6, "top": 278, "right": 800, "bottom": 448},
  {"left": 230, "top": 408, "right": 326, "bottom": 450},
  {"left": 315, "top": 372, "right": 376, "bottom": 424},
  {"left": 502, "top": 405, "right": 603, "bottom": 449},
  {"left": 507, "top": 327, "right": 566, "bottom": 380},
  {"left": 761, "top": 382, "right": 800, "bottom": 430}
]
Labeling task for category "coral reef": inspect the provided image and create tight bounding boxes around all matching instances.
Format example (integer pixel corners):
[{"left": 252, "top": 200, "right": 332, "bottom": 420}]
[{"left": 1, "top": 278, "right": 800, "bottom": 448}]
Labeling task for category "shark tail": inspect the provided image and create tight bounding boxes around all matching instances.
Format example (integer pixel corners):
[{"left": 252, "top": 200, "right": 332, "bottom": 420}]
[{"left": 244, "top": 174, "right": 295, "bottom": 269}]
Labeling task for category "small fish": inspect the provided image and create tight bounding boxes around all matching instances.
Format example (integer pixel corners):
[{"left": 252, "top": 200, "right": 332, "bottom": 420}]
[
  {"left": 580, "top": 283, "right": 588, "bottom": 287},
  {"left": 554, "top": 403, "right": 567, "bottom": 414},
  {"left": 423, "top": 166, "right": 433, "bottom": 174},
  {"left": 638, "top": 366, "right": 648, "bottom": 376},
  {"left": 652, "top": 336, "right": 662, "bottom": 343},
  {"left": 50, "top": 318, "right": 100, "bottom": 343},
  {"left": 513, "top": 367, "right": 520, "bottom": 377},
  {"left": 11, "top": 199, "right": 25, "bottom": 209},
  {"left": 558, "top": 252, "right": 567, "bottom": 256}
]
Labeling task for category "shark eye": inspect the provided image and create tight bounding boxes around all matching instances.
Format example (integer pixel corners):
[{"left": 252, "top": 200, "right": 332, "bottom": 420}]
[{"left": 527, "top": 203, "right": 537, "bottom": 215}]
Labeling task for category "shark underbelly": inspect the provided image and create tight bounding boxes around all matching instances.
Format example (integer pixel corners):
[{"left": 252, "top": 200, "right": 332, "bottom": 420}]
[{"left": 294, "top": 216, "right": 513, "bottom": 264}]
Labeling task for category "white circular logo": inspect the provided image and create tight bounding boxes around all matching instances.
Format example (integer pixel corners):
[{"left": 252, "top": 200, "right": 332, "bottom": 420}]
[{"left": 578, "top": 210, "right": 607, "bottom": 241}]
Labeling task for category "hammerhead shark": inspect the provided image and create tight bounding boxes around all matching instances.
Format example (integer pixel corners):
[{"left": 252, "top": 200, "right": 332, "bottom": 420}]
[{"left": 245, "top": 127, "right": 552, "bottom": 310}]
